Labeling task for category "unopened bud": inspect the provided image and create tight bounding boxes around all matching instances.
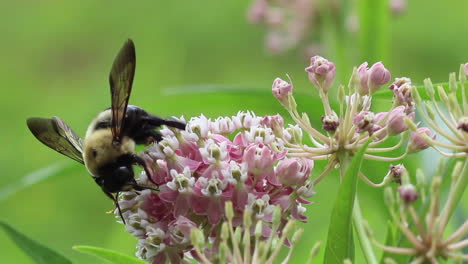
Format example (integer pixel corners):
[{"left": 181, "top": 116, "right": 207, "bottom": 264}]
[
  {"left": 254, "top": 221, "right": 262, "bottom": 239},
  {"left": 457, "top": 116, "right": 468, "bottom": 133},
  {"left": 397, "top": 184, "right": 419, "bottom": 204},
  {"left": 353, "top": 111, "right": 375, "bottom": 133},
  {"left": 322, "top": 111, "right": 340, "bottom": 133},
  {"left": 276, "top": 158, "right": 313, "bottom": 186},
  {"left": 225, "top": 201, "right": 234, "bottom": 220},
  {"left": 305, "top": 56, "right": 336, "bottom": 93},
  {"left": 272, "top": 78, "right": 293, "bottom": 107},
  {"left": 460, "top": 63, "right": 467, "bottom": 82},
  {"left": 407, "top": 127, "right": 435, "bottom": 153},
  {"left": 272, "top": 206, "right": 282, "bottom": 227},
  {"left": 368, "top": 62, "right": 391, "bottom": 94},
  {"left": 424, "top": 78, "right": 435, "bottom": 99},
  {"left": 221, "top": 222, "right": 229, "bottom": 241},
  {"left": 285, "top": 125, "right": 303, "bottom": 144},
  {"left": 387, "top": 106, "right": 412, "bottom": 135},
  {"left": 190, "top": 228, "right": 205, "bottom": 247},
  {"left": 291, "top": 228, "right": 304, "bottom": 244},
  {"left": 437, "top": 85, "right": 449, "bottom": 104},
  {"left": 424, "top": 102, "right": 436, "bottom": 120},
  {"left": 261, "top": 114, "right": 284, "bottom": 136},
  {"left": 389, "top": 164, "right": 406, "bottom": 184},
  {"left": 449, "top": 72, "right": 457, "bottom": 93}
]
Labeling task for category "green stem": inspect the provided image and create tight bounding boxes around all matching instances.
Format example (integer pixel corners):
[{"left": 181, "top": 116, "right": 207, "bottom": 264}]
[
  {"left": 353, "top": 197, "right": 378, "bottom": 264},
  {"left": 439, "top": 158, "right": 468, "bottom": 232}
]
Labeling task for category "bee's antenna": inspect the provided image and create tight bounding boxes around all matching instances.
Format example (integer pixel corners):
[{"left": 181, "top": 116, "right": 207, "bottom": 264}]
[{"left": 105, "top": 191, "right": 126, "bottom": 225}]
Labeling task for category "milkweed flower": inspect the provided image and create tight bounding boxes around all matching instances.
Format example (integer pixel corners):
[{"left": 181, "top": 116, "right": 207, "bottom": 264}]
[
  {"left": 371, "top": 163, "right": 468, "bottom": 263},
  {"left": 273, "top": 56, "right": 420, "bottom": 186},
  {"left": 115, "top": 112, "right": 315, "bottom": 263}
]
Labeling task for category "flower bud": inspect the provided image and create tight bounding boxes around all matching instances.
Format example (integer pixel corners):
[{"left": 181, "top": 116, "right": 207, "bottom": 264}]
[
  {"left": 407, "top": 127, "right": 435, "bottom": 153},
  {"left": 353, "top": 111, "right": 375, "bottom": 133},
  {"left": 368, "top": 62, "right": 391, "bottom": 93},
  {"left": 305, "top": 56, "right": 335, "bottom": 93},
  {"left": 285, "top": 125, "right": 303, "bottom": 144},
  {"left": 387, "top": 106, "right": 413, "bottom": 136},
  {"left": 457, "top": 116, "right": 468, "bottom": 133},
  {"left": 397, "top": 184, "right": 418, "bottom": 204},
  {"left": 321, "top": 111, "right": 340, "bottom": 133},
  {"left": 464, "top": 63, "right": 468, "bottom": 76},
  {"left": 357, "top": 62, "right": 391, "bottom": 95},
  {"left": 389, "top": 164, "right": 406, "bottom": 184},
  {"left": 357, "top": 62, "right": 370, "bottom": 94},
  {"left": 261, "top": 114, "right": 284, "bottom": 137},
  {"left": 272, "top": 77, "right": 293, "bottom": 107},
  {"left": 276, "top": 158, "right": 313, "bottom": 186}
]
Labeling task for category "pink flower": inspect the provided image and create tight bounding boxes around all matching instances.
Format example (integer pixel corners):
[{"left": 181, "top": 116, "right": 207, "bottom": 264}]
[
  {"left": 407, "top": 127, "right": 435, "bottom": 153},
  {"left": 117, "top": 113, "right": 315, "bottom": 263},
  {"left": 387, "top": 106, "right": 414, "bottom": 136},
  {"left": 276, "top": 158, "right": 313, "bottom": 186},
  {"left": 357, "top": 62, "right": 391, "bottom": 95},
  {"left": 272, "top": 78, "right": 293, "bottom": 106},
  {"left": 398, "top": 184, "right": 418, "bottom": 204},
  {"left": 353, "top": 111, "right": 375, "bottom": 133},
  {"left": 305, "top": 56, "right": 335, "bottom": 93},
  {"left": 390, "top": 77, "right": 414, "bottom": 110}
]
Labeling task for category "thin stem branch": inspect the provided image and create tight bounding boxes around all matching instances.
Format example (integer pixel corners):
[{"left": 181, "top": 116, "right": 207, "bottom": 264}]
[
  {"left": 438, "top": 159, "right": 468, "bottom": 235},
  {"left": 364, "top": 152, "right": 407, "bottom": 161},
  {"left": 353, "top": 197, "right": 378, "bottom": 264}
]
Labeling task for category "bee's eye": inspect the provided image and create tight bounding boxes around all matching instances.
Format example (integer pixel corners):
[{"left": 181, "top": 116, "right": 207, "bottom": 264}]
[{"left": 92, "top": 149, "right": 98, "bottom": 158}]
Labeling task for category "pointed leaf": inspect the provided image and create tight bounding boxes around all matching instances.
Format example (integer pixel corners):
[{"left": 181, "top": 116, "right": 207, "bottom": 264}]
[
  {"left": 73, "top": 245, "right": 147, "bottom": 264},
  {"left": 0, "top": 222, "right": 71, "bottom": 264},
  {"left": 324, "top": 139, "right": 372, "bottom": 264}
]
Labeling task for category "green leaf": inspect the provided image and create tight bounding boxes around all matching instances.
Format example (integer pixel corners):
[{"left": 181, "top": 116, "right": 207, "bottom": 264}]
[
  {"left": 324, "top": 140, "right": 372, "bottom": 264},
  {"left": 0, "top": 222, "right": 71, "bottom": 264},
  {"left": 73, "top": 245, "right": 147, "bottom": 264},
  {"left": 0, "top": 161, "right": 77, "bottom": 201},
  {"left": 358, "top": 0, "right": 390, "bottom": 62}
]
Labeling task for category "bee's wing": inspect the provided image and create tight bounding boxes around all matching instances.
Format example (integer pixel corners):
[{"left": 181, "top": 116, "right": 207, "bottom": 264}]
[
  {"left": 109, "top": 39, "right": 136, "bottom": 143},
  {"left": 27, "top": 117, "right": 84, "bottom": 164}
]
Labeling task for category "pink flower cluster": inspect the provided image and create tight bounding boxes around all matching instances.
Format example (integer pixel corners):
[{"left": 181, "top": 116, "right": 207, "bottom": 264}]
[{"left": 117, "top": 112, "right": 315, "bottom": 263}]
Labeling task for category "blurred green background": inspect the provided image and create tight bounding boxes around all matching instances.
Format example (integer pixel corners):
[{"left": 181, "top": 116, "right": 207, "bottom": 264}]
[{"left": 0, "top": 0, "right": 467, "bottom": 263}]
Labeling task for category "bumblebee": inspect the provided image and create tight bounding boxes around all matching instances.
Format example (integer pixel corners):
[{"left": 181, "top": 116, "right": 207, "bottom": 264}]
[{"left": 27, "top": 39, "right": 185, "bottom": 223}]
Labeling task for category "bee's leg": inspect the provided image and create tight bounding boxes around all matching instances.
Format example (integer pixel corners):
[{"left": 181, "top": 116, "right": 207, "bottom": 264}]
[
  {"left": 142, "top": 115, "right": 186, "bottom": 130},
  {"left": 103, "top": 190, "right": 126, "bottom": 225},
  {"left": 130, "top": 182, "right": 159, "bottom": 192},
  {"left": 131, "top": 154, "right": 158, "bottom": 186},
  {"left": 133, "top": 130, "right": 162, "bottom": 145}
]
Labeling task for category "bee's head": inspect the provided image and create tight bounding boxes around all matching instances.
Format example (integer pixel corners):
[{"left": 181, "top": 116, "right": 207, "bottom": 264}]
[{"left": 96, "top": 165, "right": 135, "bottom": 193}]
